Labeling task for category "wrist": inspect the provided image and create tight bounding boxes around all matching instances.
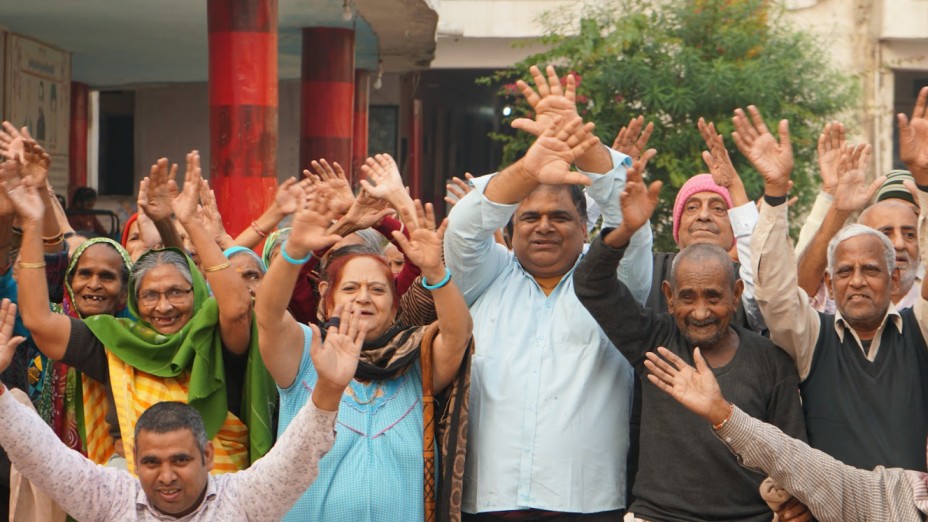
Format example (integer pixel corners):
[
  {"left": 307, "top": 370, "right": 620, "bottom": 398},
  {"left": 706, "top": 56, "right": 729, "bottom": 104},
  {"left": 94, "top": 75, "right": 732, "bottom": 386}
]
[
  {"left": 311, "top": 380, "right": 345, "bottom": 412},
  {"left": 282, "top": 240, "right": 312, "bottom": 262},
  {"left": 763, "top": 183, "right": 789, "bottom": 198},
  {"left": 421, "top": 265, "right": 446, "bottom": 283},
  {"left": 603, "top": 224, "right": 632, "bottom": 249},
  {"left": 709, "top": 401, "right": 734, "bottom": 428}
]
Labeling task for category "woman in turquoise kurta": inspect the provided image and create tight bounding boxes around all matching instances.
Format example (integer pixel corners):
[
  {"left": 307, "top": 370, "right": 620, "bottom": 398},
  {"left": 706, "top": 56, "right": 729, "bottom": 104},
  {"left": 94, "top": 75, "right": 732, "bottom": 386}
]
[{"left": 254, "top": 176, "right": 473, "bottom": 521}]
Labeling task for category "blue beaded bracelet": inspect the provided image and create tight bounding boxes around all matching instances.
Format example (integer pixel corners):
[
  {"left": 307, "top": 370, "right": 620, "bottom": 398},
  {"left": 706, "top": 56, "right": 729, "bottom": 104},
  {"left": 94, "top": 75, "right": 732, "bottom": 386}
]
[
  {"left": 280, "top": 239, "right": 312, "bottom": 265},
  {"left": 421, "top": 267, "right": 452, "bottom": 291}
]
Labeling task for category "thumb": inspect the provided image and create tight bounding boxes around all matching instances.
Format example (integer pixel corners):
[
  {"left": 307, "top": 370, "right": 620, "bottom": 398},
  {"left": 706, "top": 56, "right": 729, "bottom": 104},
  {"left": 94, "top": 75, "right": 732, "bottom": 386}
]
[
  {"left": 865, "top": 175, "right": 887, "bottom": 199},
  {"left": 693, "top": 348, "right": 710, "bottom": 375},
  {"left": 511, "top": 118, "right": 541, "bottom": 136}
]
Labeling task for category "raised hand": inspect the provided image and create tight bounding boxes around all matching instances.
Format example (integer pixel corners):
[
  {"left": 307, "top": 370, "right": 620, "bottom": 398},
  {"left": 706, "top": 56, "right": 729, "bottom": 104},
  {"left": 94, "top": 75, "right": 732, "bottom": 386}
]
[
  {"left": 304, "top": 159, "right": 355, "bottom": 216},
  {"left": 171, "top": 151, "right": 203, "bottom": 224},
  {"left": 140, "top": 158, "right": 179, "bottom": 221},
  {"left": 519, "top": 115, "right": 599, "bottom": 187},
  {"left": 198, "top": 179, "right": 233, "bottom": 247},
  {"left": 339, "top": 188, "right": 393, "bottom": 233},
  {"left": 273, "top": 177, "right": 302, "bottom": 215},
  {"left": 0, "top": 160, "right": 43, "bottom": 224},
  {"left": 833, "top": 143, "right": 884, "bottom": 213},
  {"left": 359, "top": 154, "right": 407, "bottom": 203},
  {"left": 612, "top": 116, "right": 655, "bottom": 162},
  {"left": 287, "top": 182, "right": 344, "bottom": 255},
  {"left": 0, "top": 299, "right": 26, "bottom": 375},
  {"left": 310, "top": 303, "right": 366, "bottom": 394},
  {"left": 817, "top": 122, "right": 846, "bottom": 196},
  {"left": 699, "top": 118, "right": 748, "bottom": 206},
  {"left": 510, "top": 65, "right": 581, "bottom": 138},
  {"left": 0, "top": 123, "right": 49, "bottom": 187},
  {"left": 135, "top": 208, "right": 163, "bottom": 251},
  {"left": 391, "top": 200, "right": 448, "bottom": 279},
  {"left": 898, "top": 86, "right": 928, "bottom": 184},
  {"left": 644, "top": 347, "right": 730, "bottom": 424},
  {"left": 731, "top": 106, "right": 794, "bottom": 197},
  {"left": 444, "top": 173, "right": 475, "bottom": 207},
  {"left": 619, "top": 149, "right": 662, "bottom": 234}
]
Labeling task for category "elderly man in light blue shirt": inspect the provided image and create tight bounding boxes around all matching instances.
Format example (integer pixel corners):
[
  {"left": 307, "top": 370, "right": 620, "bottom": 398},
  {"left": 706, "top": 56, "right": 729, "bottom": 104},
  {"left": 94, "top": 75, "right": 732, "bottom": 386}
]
[{"left": 446, "top": 66, "right": 652, "bottom": 520}]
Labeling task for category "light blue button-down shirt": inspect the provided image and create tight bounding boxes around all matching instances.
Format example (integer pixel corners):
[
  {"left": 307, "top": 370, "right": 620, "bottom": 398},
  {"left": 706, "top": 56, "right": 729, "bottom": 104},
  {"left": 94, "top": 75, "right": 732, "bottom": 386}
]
[{"left": 446, "top": 149, "right": 652, "bottom": 513}]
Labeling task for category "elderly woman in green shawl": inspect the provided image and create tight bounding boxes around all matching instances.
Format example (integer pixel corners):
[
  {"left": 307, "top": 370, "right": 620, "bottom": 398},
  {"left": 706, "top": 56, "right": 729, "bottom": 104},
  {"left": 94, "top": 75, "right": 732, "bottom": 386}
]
[{"left": 6, "top": 152, "right": 275, "bottom": 474}]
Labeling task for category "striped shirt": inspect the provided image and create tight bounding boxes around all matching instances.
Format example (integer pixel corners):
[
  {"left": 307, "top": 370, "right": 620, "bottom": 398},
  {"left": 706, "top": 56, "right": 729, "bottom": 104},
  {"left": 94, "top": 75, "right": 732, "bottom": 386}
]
[{"left": 717, "top": 406, "right": 928, "bottom": 521}]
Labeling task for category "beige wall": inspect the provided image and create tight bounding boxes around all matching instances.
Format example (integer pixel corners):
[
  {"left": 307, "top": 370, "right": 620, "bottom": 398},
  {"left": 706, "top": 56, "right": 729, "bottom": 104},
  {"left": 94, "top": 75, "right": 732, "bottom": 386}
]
[{"left": 123, "top": 73, "right": 404, "bottom": 198}]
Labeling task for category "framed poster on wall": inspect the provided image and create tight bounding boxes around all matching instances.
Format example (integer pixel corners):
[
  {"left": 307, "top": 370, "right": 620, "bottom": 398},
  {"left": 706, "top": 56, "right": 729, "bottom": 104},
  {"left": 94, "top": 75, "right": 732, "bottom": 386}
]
[{"left": 7, "top": 34, "right": 70, "bottom": 192}]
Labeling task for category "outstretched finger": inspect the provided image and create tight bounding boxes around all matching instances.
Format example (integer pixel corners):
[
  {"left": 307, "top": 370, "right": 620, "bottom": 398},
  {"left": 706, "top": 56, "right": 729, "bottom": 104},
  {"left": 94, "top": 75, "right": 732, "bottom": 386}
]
[
  {"left": 865, "top": 175, "right": 887, "bottom": 201},
  {"left": 656, "top": 346, "right": 689, "bottom": 371},
  {"left": 645, "top": 371, "right": 673, "bottom": 394},
  {"left": 545, "top": 65, "right": 562, "bottom": 97},
  {"left": 563, "top": 73, "right": 576, "bottom": 103},
  {"left": 530, "top": 65, "right": 550, "bottom": 98},
  {"left": 913, "top": 86, "right": 928, "bottom": 120},
  {"left": 637, "top": 121, "right": 654, "bottom": 150},
  {"left": 328, "top": 303, "right": 346, "bottom": 334},
  {"left": 612, "top": 126, "right": 628, "bottom": 150},
  {"left": 746, "top": 106, "right": 770, "bottom": 136},
  {"left": 645, "top": 349, "right": 680, "bottom": 379},
  {"left": 777, "top": 119, "right": 793, "bottom": 154},
  {"left": 692, "top": 347, "right": 711, "bottom": 374},
  {"left": 515, "top": 79, "right": 541, "bottom": 109}
]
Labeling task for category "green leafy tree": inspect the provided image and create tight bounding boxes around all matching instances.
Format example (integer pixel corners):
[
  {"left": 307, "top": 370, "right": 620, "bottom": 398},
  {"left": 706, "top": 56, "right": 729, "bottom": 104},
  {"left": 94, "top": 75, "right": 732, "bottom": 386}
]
[{"left": 483, "top": 0, "right": 857, "bottom": 250}]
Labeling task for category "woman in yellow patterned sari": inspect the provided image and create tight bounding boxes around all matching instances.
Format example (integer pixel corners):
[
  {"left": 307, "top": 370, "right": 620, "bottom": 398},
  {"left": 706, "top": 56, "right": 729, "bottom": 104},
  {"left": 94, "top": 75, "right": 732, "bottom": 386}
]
[{"left": 7, "top": 151, "right": 275, "bottom": 474}]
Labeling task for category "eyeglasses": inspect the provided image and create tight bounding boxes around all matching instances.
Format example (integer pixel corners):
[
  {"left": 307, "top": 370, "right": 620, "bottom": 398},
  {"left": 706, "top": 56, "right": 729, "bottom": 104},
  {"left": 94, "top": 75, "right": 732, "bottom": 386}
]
[{"left": 137, "top": 288, "right": 193, "bottom": 307}]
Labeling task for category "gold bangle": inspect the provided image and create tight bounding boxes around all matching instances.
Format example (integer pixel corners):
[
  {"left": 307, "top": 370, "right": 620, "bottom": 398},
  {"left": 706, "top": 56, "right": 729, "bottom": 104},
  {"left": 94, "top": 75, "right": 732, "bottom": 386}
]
[
  {"left": 203, "top": 261, "right": 231, "bottom": 273},
  {"left": 712, "top": 403, "right": 735, "bottom": 431},
  {"left": 16, "top": 261, "right": 46, "bottom": 269},
  {"left": 42, "top": 233, "right": 64, "bottom": 246}
]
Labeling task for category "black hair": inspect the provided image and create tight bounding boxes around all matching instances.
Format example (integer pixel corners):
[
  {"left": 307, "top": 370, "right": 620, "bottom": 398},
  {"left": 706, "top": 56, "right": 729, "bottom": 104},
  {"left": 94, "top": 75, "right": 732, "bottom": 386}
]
[{"left": 135, "top": 401, "right": 208, "bottom": 459}]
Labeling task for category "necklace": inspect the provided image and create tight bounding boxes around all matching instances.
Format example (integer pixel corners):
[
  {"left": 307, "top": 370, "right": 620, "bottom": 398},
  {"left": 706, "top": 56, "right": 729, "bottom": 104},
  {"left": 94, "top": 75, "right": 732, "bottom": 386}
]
[{"left": 348, "top": 381, "right": 382, "bottom": 405}]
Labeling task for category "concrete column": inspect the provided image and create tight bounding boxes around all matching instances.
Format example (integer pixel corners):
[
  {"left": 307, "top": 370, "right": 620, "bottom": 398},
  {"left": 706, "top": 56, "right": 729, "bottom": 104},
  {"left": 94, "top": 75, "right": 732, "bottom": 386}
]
[
  {"left": 207, "top": 0, "right": 279, "bottom": 236},
  {"left": 300, "top": 28, "right": 354, "bottom": 177},
  {"left": 351, "top": 69, "right": 370, "bottom": 186},
  {"left": 68, "top": 81, "right": 89, "bottom": 197}
]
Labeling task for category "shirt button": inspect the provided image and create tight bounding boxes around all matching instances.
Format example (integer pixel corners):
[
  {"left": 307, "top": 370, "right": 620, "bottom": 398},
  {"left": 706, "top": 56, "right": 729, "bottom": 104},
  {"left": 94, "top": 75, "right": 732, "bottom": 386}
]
[
  {"left": 545, "top": 301, "right": 553, "bottom": 309},
  {"left": 725, "top": 437, "right": 732, "bottom": 443}
]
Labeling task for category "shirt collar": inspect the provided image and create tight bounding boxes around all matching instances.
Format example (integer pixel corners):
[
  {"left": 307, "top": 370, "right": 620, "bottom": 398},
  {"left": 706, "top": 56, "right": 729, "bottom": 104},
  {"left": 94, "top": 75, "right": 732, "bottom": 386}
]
[
  {"left": 136, "top": 477, "right": 218, "bottom": 519},
  {"left": 833, "top": 302, "right": 903, "bottom": 343}
]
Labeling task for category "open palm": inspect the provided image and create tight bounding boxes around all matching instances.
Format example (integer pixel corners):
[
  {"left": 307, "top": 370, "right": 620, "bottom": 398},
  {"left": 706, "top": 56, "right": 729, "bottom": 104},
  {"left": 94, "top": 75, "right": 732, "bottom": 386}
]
[
  {"left": 644, "top": 347, "right": 725, "bottom": 420},
  {"left": 899, "top": 87, "right": 928, "bottom": 183},
  {"left": 392, "top": 201, "right": 446, "bottom": 273},
  {"left": 731, "top": 106, "right": 793, "bottom": 194},
  {"left": 311, "top": 304, "right": 366, "bottom": 389}
]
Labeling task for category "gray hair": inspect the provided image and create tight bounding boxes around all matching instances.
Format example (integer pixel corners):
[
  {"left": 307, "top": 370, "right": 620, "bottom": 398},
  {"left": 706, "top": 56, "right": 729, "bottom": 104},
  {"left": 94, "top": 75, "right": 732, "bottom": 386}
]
[
  {"left": 227, "top": 248, "right": 267, "bottom": 275},
  {"left": 354, "top": 228, "right": 387, "bottom": 254},
  {"left": 131, "top": 250, "right": 193, "bottom": 295},
  {"left": 669, "top": 243, "right": 737, "bottom": 289},
  {"left": 826, "top": 224, "right": 895, "bottom": 276},
  {"left": 135, "top": 401, "right": 208, "bottom": 458}
]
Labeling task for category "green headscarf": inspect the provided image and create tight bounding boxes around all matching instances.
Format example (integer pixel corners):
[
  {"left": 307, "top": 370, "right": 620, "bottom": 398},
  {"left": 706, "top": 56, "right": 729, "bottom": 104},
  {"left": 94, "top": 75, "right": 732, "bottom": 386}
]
[
  {"left": 58, "top": 237, "right": 134, "bottom": 320},
  {"left": 81, "top": 247, "right": 276, "bottom": 463},
  {"left": 261, "top": 228, "right": 290, "bottom": 268}
]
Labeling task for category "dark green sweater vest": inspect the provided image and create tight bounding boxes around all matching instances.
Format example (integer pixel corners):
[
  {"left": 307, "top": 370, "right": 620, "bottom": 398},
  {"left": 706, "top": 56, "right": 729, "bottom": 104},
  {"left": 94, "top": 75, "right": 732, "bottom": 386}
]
[{"left": 800, "top": 309, "right": 928, "bottom": 471}]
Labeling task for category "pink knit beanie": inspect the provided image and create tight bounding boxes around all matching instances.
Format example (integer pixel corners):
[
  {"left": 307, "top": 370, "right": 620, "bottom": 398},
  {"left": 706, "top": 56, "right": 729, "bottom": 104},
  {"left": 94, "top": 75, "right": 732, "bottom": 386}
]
[{"left": 672, "top": 174, "right": 733, "bottom": 246}]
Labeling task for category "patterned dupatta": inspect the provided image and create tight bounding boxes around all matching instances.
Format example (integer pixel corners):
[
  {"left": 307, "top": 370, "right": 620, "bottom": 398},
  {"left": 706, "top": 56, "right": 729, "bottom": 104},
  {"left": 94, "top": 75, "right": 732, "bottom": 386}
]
[
  {"left": 82, "top": 248, "right": 276, "bottom": 472},
  {"left": 39, "top": 237, "right": 133, "bottom": 457}
]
